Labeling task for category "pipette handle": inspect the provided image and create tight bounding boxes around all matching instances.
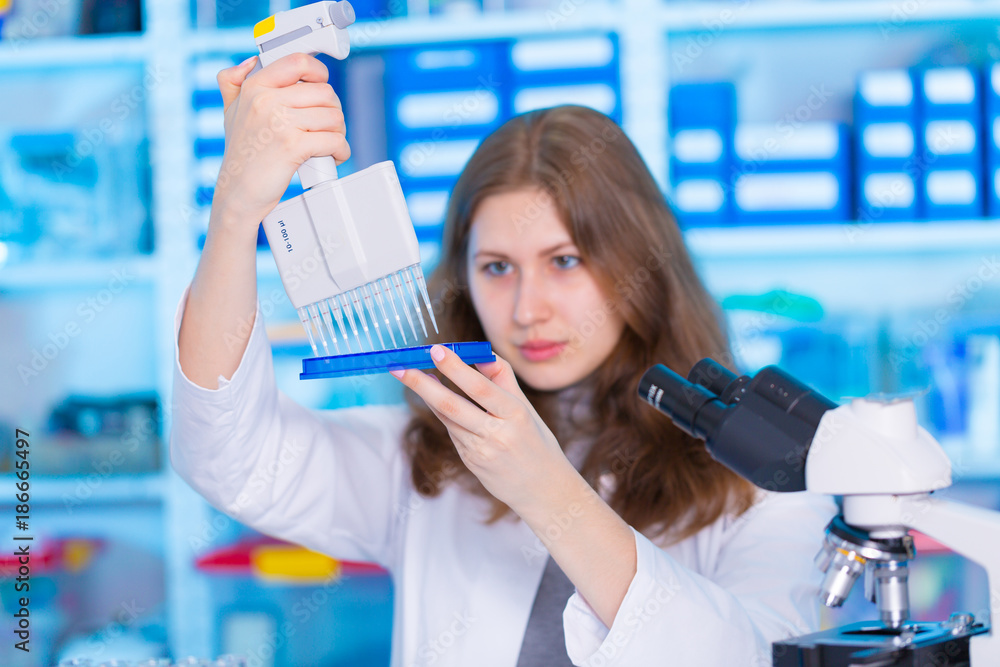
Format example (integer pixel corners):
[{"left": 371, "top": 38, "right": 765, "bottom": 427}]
[
  {"left": 299, "top": 156, "right": 339, "bottom": 188},
  {"left": 244, "top": 64, "right": 340, "bottom": 189}
]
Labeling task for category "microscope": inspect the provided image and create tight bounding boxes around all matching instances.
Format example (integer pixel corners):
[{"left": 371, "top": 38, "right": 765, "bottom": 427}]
[{"left": 638, "top": 359, "right": 999, "bottom": 666}]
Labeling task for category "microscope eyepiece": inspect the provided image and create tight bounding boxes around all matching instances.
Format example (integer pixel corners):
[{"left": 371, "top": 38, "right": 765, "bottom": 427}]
[{"left": 638, "top": 358, "right": 837, "bottom": 492}]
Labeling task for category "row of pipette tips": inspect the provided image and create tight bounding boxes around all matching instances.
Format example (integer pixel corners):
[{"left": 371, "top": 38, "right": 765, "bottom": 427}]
[{"left": 297, "top": 264, "right": 439, "bottom": 358}]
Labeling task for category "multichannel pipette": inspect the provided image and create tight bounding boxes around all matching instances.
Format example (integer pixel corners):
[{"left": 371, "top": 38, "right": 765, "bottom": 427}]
[{"left": 248, "top": 1, "right": 495, "bottom": 377}]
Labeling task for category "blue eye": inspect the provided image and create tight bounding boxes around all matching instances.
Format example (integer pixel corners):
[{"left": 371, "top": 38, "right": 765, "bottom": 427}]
[
  {"left": 554, "top": 255, "right": 580, "bottom": 269},
  {"left": 483, "top": 261, "right": 511, "bottom": 276}
]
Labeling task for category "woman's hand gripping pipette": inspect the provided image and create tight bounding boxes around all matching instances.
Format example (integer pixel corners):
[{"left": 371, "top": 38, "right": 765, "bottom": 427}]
[{"left": 178, "top": 54, "right": 351, "bottom": 390}]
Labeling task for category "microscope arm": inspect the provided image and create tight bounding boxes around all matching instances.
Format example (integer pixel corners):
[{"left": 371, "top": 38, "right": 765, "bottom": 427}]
[{"left": 845, "top": 493, "right": 1000, "bottom": 664}]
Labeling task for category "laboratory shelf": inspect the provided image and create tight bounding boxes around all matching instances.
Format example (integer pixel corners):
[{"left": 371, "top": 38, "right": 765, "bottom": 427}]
[
  {"left": 185, "top": 5, "right": 621, "bottom": 54},
  {"left": 685, "top": 221, "right": 1000, "bottom": 260},
  {"left": 0, "top": 472, "right": 166, "bottom": 505},
  {"left": 0, "top": 33, "right": 150, "bottom": 69},
  {"left": 659, "top": 0, "right": 1000, "bottom": 33},
  {"left": 0, "top": 256, "right": 157, "bottom": 291}
]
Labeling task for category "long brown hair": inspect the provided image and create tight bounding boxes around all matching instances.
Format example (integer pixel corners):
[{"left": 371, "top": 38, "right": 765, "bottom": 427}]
[{"left": 403, "top": 105, "right": 755, "bottom": 542}]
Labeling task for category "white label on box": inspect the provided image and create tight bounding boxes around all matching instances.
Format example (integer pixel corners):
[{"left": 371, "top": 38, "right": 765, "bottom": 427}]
[
  {"left": 673, "top": 129, "right": 724, "bottom": 163},
  {"left": 513, "top": 84, "right": 617, "bottom": 115},
  {"left": 926, "top": 170, "right": 977, "bottom": 205},
  {"left": 675, "top": 180, "right": 725, "bottom": 213},
  {"left": 735, "top": 172, "right": 839, "bottom": 211},
  {"left": 406, "top": 190, "right": 450, "bottom": 227},
  {"left": 511, "top": 36, "right": 615, "bottom": 71},
  {"left": 196, "top": 107, "right": 225, "bottom": 138},
  {"left": 925, "top": 120, "right": 976, "bottom": 156},
  {"left": 858, "top": 70, "right": 913, "bottom": 107},
  {"left": 735, "top": 123, "right": 839, "bottom": 161},
  {"left": 862, "top": 123, "right": 914, "bottom": 158},
  {"left": 863, "top": 173, "right": 915, "bottom": 208},
  {"left": 923, "top": 68, "right": 976, "bottom": 105},
  {"left": 397, "top": 90, "right": 500, "bottom": 128},
  {"left": 400, "top": 139, "right": 480, "bottom": 178},
  {"left": 414, "top": 49, "right": 477, "bottom": 70}
]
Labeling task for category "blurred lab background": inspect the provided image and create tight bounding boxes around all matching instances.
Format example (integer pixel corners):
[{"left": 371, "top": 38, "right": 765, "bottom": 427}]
[{"left": 1, "top": 0, "right": 1000, "bottom": 664}]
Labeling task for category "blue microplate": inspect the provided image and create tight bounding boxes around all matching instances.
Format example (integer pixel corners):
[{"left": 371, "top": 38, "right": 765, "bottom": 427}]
[{"left": 301, "top": 342, "right": 496, "bottom": 379}]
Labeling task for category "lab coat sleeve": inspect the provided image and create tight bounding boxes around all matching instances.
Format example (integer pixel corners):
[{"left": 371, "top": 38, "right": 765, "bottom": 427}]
[
  {"left": 169, "top": 287, "right": 412, "bottom": 571},
  {"left": 562, "top": 491, "right": 837, "bottom": 666}
]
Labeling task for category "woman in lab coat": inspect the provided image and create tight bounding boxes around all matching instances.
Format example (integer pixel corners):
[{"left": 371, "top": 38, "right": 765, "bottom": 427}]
[{"left": 172, "top": 53, "right": 835, "bottom": 666}]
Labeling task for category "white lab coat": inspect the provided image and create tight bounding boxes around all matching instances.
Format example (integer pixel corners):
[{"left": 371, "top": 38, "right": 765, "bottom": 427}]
[{"left": 170, "top": 290, "right": 837, "bottom": 667}]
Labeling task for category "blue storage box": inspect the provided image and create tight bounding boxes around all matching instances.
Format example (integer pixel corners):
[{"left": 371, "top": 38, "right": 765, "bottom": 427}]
[
  {"left": 405, "top": 188, "right": 451, "bottom": 242},
  {"left": 386, "top": 42, "right": 510, "bottom": 91},
  {"left": 732, "top": 122, "right": 850, "bottom": 223},
  {"left": 854, "top": 69, "right": 921, "bottom": 221},
  {"left": 669, "top": 82, "right": 735, "bottom": 180},
  {"left": 855, "top": 69, "right": 917, "bottom": 123},
  {"left": 668, "top": 82, "right": 736, "bottom": 225},
  {"left": 508, "top": 34, "right": 620, "bottom": 121},
  {"left": 856, "top": 171, "right": 918, "bottom": 221},
  {"left": 670, "top": 177, "right": 728, "bottom": 227},
  {"left": 391, "top": 86, "right": 505, "bottom": 141},
  {"left": 986, "top": 63, "right": 1000, "bottom": 216},
  {"left": 392, "top": 136, "right": 481, "bottom": 188},
  {"left": 669, "top": 81, "right": 737, "bottom": 131},
  {"left": 916, "top": 66, "right": 984, "bottom": 219}
]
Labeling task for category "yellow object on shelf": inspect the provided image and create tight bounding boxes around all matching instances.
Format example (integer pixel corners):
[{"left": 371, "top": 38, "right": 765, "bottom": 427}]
[{"left": 252, "top": 543, "right": 341, "bottom": 583}]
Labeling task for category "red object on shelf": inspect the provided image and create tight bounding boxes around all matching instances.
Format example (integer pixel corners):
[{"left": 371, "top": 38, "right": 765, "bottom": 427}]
[
  {"left": 0, "top": 537, "right": 103, "bottom": 576},
  {"left": 195, "top": 537, "right": 387, "bottom": 582}
]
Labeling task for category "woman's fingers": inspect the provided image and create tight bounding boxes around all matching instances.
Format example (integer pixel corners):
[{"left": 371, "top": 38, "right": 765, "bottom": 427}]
[
  {"left": 217, "top": 56, "right": 258, "bottom": 112},
  {"left": 288, "top": 106, "right": 345, "bottom": 134},
  {"left": 250, "top": 52, "right": 330, "bottom": 88},
  {"left": 292, "top": 129, "right": 352, "bottom": 164},
  {"left": 281, "top": 81, "right": 343, "bottom": 110},
  {"left": 429, "top": 345, "right": 520, "bottom": 419},
  {"left": 392, "top": 366, "right": 495, "bottom": 434}
]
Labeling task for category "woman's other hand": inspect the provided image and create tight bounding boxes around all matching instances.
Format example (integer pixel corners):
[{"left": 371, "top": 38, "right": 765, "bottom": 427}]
[
  {"left": 213, "top": 53, "right": 352, "bottom": 231},
  {"left": 392, "top": 345, "right": 637, "bottom": 629},
  {"left": 390, "top": 345, "right": 575, "bottom": 513}
]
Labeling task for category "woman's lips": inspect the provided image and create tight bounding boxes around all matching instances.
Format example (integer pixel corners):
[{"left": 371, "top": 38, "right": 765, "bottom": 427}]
[{"left": 517, "top": 341, "right": 566, "bottom": 362}]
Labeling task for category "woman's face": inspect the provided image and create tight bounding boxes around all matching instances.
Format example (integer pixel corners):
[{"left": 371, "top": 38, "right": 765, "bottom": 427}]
[{"left": 466, "top": 188, "right": 626, "bottom": 392}]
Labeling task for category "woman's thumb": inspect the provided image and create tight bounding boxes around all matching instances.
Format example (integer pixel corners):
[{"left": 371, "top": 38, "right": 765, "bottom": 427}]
[{"left": 217, "top": 56, "right": 258, "bottom": 110}]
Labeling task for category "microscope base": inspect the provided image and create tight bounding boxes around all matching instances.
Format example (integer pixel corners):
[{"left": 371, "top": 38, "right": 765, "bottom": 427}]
[{"left": 773, "top": 620, "right": 988, "bottom": 667}]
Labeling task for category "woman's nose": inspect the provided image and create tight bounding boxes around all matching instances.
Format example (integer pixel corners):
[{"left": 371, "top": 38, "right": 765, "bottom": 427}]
[{"left": 512, "top": 272, "right": 552, "bottom": 326}]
